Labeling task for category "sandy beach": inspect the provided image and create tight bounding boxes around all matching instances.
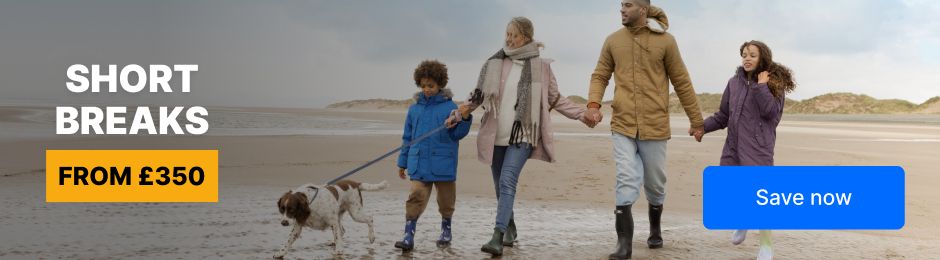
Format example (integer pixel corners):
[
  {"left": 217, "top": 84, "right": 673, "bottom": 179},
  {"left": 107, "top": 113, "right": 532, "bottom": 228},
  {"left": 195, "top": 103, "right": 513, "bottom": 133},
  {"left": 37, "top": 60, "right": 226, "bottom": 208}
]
[{"left": 1, "top": 105, "right": 939, "bottom": 259}]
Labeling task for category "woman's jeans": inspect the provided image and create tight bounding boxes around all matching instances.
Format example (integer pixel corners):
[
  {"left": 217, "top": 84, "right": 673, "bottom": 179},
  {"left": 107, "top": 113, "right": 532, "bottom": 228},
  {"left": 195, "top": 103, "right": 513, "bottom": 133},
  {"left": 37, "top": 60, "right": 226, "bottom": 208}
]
[{"left": 490, "top": 143, "right": 532, "bottom": 232}]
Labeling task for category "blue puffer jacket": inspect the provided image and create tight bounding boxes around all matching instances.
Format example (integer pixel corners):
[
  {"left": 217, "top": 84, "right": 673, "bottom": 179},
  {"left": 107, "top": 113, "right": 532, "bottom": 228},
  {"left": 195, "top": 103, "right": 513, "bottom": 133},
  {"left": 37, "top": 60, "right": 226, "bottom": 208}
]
[{"left": 396, "top": 89, "right": 472, "bottom": 182}]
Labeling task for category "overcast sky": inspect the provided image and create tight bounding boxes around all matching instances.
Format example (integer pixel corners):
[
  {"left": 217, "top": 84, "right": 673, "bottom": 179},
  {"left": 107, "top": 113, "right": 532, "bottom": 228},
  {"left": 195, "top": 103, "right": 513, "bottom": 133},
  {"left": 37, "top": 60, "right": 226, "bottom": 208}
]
[{"left": 2, "top": 0, "right": 938, "bottom": 108}]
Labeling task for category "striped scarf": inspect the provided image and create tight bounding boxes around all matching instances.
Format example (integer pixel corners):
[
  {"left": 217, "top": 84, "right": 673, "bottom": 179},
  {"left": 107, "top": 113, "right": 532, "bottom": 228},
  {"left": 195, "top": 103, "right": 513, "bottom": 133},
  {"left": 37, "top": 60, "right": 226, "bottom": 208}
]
[{"left": 474, "top": 42, "right": 542, "bottom": 147}]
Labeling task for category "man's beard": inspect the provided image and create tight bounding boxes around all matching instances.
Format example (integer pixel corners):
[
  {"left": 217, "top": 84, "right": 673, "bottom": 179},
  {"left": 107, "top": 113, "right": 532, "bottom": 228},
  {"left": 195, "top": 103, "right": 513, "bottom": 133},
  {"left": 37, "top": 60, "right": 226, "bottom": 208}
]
[
  {"left": 622, "top": 15, "right": 636, "bottom": 26},
  {"left": 623, "top": 15, "right": 644, "bottom": 27}
]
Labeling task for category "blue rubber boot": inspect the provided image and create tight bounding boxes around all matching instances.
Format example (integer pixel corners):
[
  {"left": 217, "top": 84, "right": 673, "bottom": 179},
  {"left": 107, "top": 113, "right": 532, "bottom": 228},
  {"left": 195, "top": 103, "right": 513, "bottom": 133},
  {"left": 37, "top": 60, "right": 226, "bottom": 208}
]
[
  {"left": 437, "top": 218, "right": 452, "bottom": 247},
  {"left": 394, "top": 219, "right": 417, "bottom": 251}
]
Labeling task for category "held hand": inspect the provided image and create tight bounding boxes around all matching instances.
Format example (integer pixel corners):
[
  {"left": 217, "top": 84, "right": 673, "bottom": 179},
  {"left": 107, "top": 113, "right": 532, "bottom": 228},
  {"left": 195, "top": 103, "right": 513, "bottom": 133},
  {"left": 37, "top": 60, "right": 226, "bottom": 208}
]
[
  {"left": 580, "top": 114, "right": 597, "bottom": 128},
  {"left": 458, "top": 103, "right": 473, "bottom": 119},
  {"left": 758, "top": 71, "right": 770, "bottom": 84},
  {"left": 594, "top": 109, "right": 604, "bottom": 124},
  {"left": 688, "top": 126, "right": 704, "bottom": 142},
  {"left": 444, "top": 109, "right": 461, "bottom": 129},
  {"left": 398, "top": 168, "right": 407, "bottom": 180},
  {"left": 583, "top": 108, "right": 602, "bottom": 127},
  {"left": 445, "top": 117, "right": 457, "bottom": 129}
]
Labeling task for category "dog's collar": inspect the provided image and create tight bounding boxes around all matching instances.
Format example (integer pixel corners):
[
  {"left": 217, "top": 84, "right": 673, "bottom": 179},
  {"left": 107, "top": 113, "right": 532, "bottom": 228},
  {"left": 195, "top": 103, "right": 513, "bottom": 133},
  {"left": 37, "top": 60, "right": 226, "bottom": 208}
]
[{"left": 306, "top": 186, "right": 319, "bottom": 205}]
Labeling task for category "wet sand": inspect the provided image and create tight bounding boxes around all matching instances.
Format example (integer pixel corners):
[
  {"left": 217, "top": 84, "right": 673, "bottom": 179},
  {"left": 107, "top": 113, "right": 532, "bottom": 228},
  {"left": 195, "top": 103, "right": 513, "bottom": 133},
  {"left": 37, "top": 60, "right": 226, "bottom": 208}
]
[{"left": 0, "top": 106, "right": 938, "bottom": 259}]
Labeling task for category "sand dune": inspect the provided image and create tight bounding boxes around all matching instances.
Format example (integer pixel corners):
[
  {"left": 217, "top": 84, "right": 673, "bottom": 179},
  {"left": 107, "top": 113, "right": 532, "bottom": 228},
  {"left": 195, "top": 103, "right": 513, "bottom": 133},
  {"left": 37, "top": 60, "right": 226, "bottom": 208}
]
[{"left": 328, "top": 92, "right": 940, "bottom": 114}]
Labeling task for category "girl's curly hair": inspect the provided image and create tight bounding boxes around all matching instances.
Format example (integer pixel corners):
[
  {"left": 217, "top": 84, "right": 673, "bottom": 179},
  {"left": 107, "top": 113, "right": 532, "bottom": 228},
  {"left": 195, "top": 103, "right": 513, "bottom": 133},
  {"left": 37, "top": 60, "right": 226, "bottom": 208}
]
[
  {"left": 740, "top": 40, "right": 796, "bottom": 98},
  {"left": 413, "top": 59, "right": 448, "bottom": 88}
]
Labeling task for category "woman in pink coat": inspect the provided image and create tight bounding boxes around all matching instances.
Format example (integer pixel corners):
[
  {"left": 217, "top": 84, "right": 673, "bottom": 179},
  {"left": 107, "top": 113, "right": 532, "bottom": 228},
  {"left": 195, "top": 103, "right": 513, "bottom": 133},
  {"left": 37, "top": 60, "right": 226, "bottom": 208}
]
[{"left": 455, "top": 16, "right": 597, "bottom": 256}]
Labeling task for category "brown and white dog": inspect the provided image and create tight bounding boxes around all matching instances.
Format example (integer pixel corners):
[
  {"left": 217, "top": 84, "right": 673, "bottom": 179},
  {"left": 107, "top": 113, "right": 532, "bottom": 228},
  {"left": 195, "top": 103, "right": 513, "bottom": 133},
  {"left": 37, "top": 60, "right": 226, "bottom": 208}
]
[{"left": 274, "top": 180, "right": 387, "bottom": 258}]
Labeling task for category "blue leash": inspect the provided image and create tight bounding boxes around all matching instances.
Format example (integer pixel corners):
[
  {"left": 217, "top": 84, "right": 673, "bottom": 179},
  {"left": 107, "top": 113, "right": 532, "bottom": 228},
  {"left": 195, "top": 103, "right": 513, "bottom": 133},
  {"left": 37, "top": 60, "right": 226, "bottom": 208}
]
[
  {"left": 325, "top": 115, "right": 453, "bottom": 185},
  {"left": 324, "top": 90, "right": 482, "bottom": 185}
]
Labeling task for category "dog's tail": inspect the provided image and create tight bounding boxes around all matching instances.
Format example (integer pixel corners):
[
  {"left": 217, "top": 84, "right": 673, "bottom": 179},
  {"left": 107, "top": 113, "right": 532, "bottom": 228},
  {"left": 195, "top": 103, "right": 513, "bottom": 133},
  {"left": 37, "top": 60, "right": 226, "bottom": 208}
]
[{"left": 358, "top": 181, "right": 388, "bottom": 191}]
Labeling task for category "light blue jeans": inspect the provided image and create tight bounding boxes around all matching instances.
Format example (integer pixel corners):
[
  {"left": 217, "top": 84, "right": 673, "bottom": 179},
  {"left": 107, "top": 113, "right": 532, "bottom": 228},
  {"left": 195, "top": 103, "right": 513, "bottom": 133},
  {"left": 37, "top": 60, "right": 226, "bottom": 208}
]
[
  {"left": 490, "top": 143, "right": 532, "bottom": 232},
  {"left": 612, "top": 132, "right": 668, "bottom": 206}
]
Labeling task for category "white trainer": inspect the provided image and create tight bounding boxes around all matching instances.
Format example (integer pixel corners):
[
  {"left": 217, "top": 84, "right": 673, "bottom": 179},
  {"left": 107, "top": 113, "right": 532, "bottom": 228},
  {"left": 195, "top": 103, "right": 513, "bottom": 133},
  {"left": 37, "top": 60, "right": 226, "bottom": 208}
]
[
  {"left": 731, "top": 229, "right": 747, "bottom": 245},
  {"left": 757, "top": 245, "right": 773, "bottom": 260}
]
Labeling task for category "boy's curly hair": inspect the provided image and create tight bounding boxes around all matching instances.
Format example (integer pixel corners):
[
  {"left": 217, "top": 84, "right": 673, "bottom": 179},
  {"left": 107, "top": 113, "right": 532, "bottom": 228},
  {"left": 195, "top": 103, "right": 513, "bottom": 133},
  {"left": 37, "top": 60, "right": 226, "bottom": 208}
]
[
  {"left": 740, "top": 40, "right": 796, "bottom": 98},
  {"left": 413, "top": 60, "right": 448, "bottom": 88}
]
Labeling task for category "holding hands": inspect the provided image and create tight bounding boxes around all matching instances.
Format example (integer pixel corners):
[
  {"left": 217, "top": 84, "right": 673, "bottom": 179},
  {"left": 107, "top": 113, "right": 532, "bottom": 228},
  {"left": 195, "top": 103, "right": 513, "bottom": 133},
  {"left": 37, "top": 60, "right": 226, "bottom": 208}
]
[
  {"left": 582, "top": 107, "right": 603, "bottom": 128},
  {"left": 458, "top": 103, "right": 473, "bottom": 119},
  {"left": 445, "top": 104, "right": 473, "bottom": 129},
  {"left": 688, "top": 126, "right": 704, "bottom": 142}
]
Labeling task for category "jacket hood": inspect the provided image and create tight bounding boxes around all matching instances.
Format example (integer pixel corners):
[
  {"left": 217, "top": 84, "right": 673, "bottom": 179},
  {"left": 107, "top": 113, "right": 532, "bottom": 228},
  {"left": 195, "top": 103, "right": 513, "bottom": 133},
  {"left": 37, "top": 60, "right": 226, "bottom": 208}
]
[
  {"left": 413, "top": 88, "right": 454, "bottom": 104},
  {"left": 645, "top": 5, "right": 669, "bottom": 33}
]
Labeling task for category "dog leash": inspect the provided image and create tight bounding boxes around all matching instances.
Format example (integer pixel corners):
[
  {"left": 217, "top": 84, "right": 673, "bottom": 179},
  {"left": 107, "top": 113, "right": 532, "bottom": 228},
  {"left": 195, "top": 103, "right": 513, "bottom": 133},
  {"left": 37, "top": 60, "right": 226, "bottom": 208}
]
[
  {"left": 324, "top": 90, "right": 483, "bottom": 185},
  {"left": 325, "top": 114, "right": 455, "bottom": 185},
  {"left": 306, "top": 186, "right": 319, "bottom": 205}
]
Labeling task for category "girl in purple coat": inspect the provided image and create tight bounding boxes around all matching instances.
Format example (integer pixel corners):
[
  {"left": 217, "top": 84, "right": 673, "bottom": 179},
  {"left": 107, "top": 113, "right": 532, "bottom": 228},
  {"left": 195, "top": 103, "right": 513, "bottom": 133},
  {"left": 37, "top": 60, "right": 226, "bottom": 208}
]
[{"left": 698, "top": 40, "right": 795, "bottom": 260}]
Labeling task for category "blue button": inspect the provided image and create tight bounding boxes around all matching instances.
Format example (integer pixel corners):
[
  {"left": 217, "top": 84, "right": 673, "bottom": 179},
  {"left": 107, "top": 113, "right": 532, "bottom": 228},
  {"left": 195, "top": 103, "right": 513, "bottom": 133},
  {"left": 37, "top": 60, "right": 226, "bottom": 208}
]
[{"left": 703, "top": 166, "right": 905, "bottom": 230}]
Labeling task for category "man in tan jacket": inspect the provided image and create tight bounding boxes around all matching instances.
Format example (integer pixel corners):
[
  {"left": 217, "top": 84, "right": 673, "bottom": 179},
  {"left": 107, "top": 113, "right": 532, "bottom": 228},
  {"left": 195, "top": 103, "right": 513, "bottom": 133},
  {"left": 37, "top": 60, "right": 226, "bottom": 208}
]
[{"left": 582, "top": 1, "right": 704, "bottom": 259}]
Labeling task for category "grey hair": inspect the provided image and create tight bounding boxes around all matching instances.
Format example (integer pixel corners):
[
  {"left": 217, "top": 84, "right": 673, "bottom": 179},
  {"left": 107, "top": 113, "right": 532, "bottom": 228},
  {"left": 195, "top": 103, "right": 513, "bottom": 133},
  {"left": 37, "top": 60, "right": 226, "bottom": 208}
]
[{"left": 508, "top": 16, "right": 545, "bottom": 49}]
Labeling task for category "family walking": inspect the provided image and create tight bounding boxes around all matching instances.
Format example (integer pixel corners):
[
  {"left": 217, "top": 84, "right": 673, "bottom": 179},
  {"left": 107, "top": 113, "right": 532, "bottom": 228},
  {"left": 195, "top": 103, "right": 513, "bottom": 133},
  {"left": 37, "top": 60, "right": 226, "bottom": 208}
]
[{"left": 393, "top": 0, "right": 796, "bottom": 259}]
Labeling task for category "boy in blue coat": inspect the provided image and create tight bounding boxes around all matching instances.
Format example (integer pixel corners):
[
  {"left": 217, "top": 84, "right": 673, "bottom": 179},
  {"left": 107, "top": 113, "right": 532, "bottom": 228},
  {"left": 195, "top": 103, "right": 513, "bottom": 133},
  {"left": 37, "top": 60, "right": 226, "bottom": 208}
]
[{"left": 394, "top": 60, "right": 472, "bottom": 251}]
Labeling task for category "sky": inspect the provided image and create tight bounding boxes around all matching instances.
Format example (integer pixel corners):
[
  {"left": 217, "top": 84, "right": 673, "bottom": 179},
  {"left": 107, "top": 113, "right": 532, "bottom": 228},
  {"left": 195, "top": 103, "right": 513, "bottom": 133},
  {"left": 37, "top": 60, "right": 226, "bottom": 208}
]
[{"left": 1, "top": 0, "right": 938, "bottom": 108}]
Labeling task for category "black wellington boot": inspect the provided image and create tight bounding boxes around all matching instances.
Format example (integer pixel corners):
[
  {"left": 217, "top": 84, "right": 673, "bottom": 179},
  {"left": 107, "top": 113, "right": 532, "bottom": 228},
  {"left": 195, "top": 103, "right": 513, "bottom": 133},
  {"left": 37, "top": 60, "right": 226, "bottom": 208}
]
[
  {"left": 481, "top": 228, "right": 504, "bottom": 256},
  {"left": 502, "top": 218, "right": 517, "bottom": 247},
  {"left": 608, "top": 205, "right": 633, "bottom": 260},
  {"left": 648, "top": 204, "right": 664, "bottom": 249}
]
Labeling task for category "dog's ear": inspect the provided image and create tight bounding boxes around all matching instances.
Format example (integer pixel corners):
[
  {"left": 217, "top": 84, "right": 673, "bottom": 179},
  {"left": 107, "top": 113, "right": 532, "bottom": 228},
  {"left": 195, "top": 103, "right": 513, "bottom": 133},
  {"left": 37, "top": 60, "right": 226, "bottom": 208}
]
[
  {"left": 277, "top": 191, "right": 291, "bottom": 213},
  {"left": 289, "top": 193, "right": 311, "bottom": 224}
]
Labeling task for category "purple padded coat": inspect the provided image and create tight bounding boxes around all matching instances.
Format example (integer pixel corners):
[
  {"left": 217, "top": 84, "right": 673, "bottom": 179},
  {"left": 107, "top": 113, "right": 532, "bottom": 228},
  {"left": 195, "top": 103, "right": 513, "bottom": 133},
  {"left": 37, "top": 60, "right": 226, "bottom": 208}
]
[{"left": 704, "top": 67, "right": 785, "bottom": 166}]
